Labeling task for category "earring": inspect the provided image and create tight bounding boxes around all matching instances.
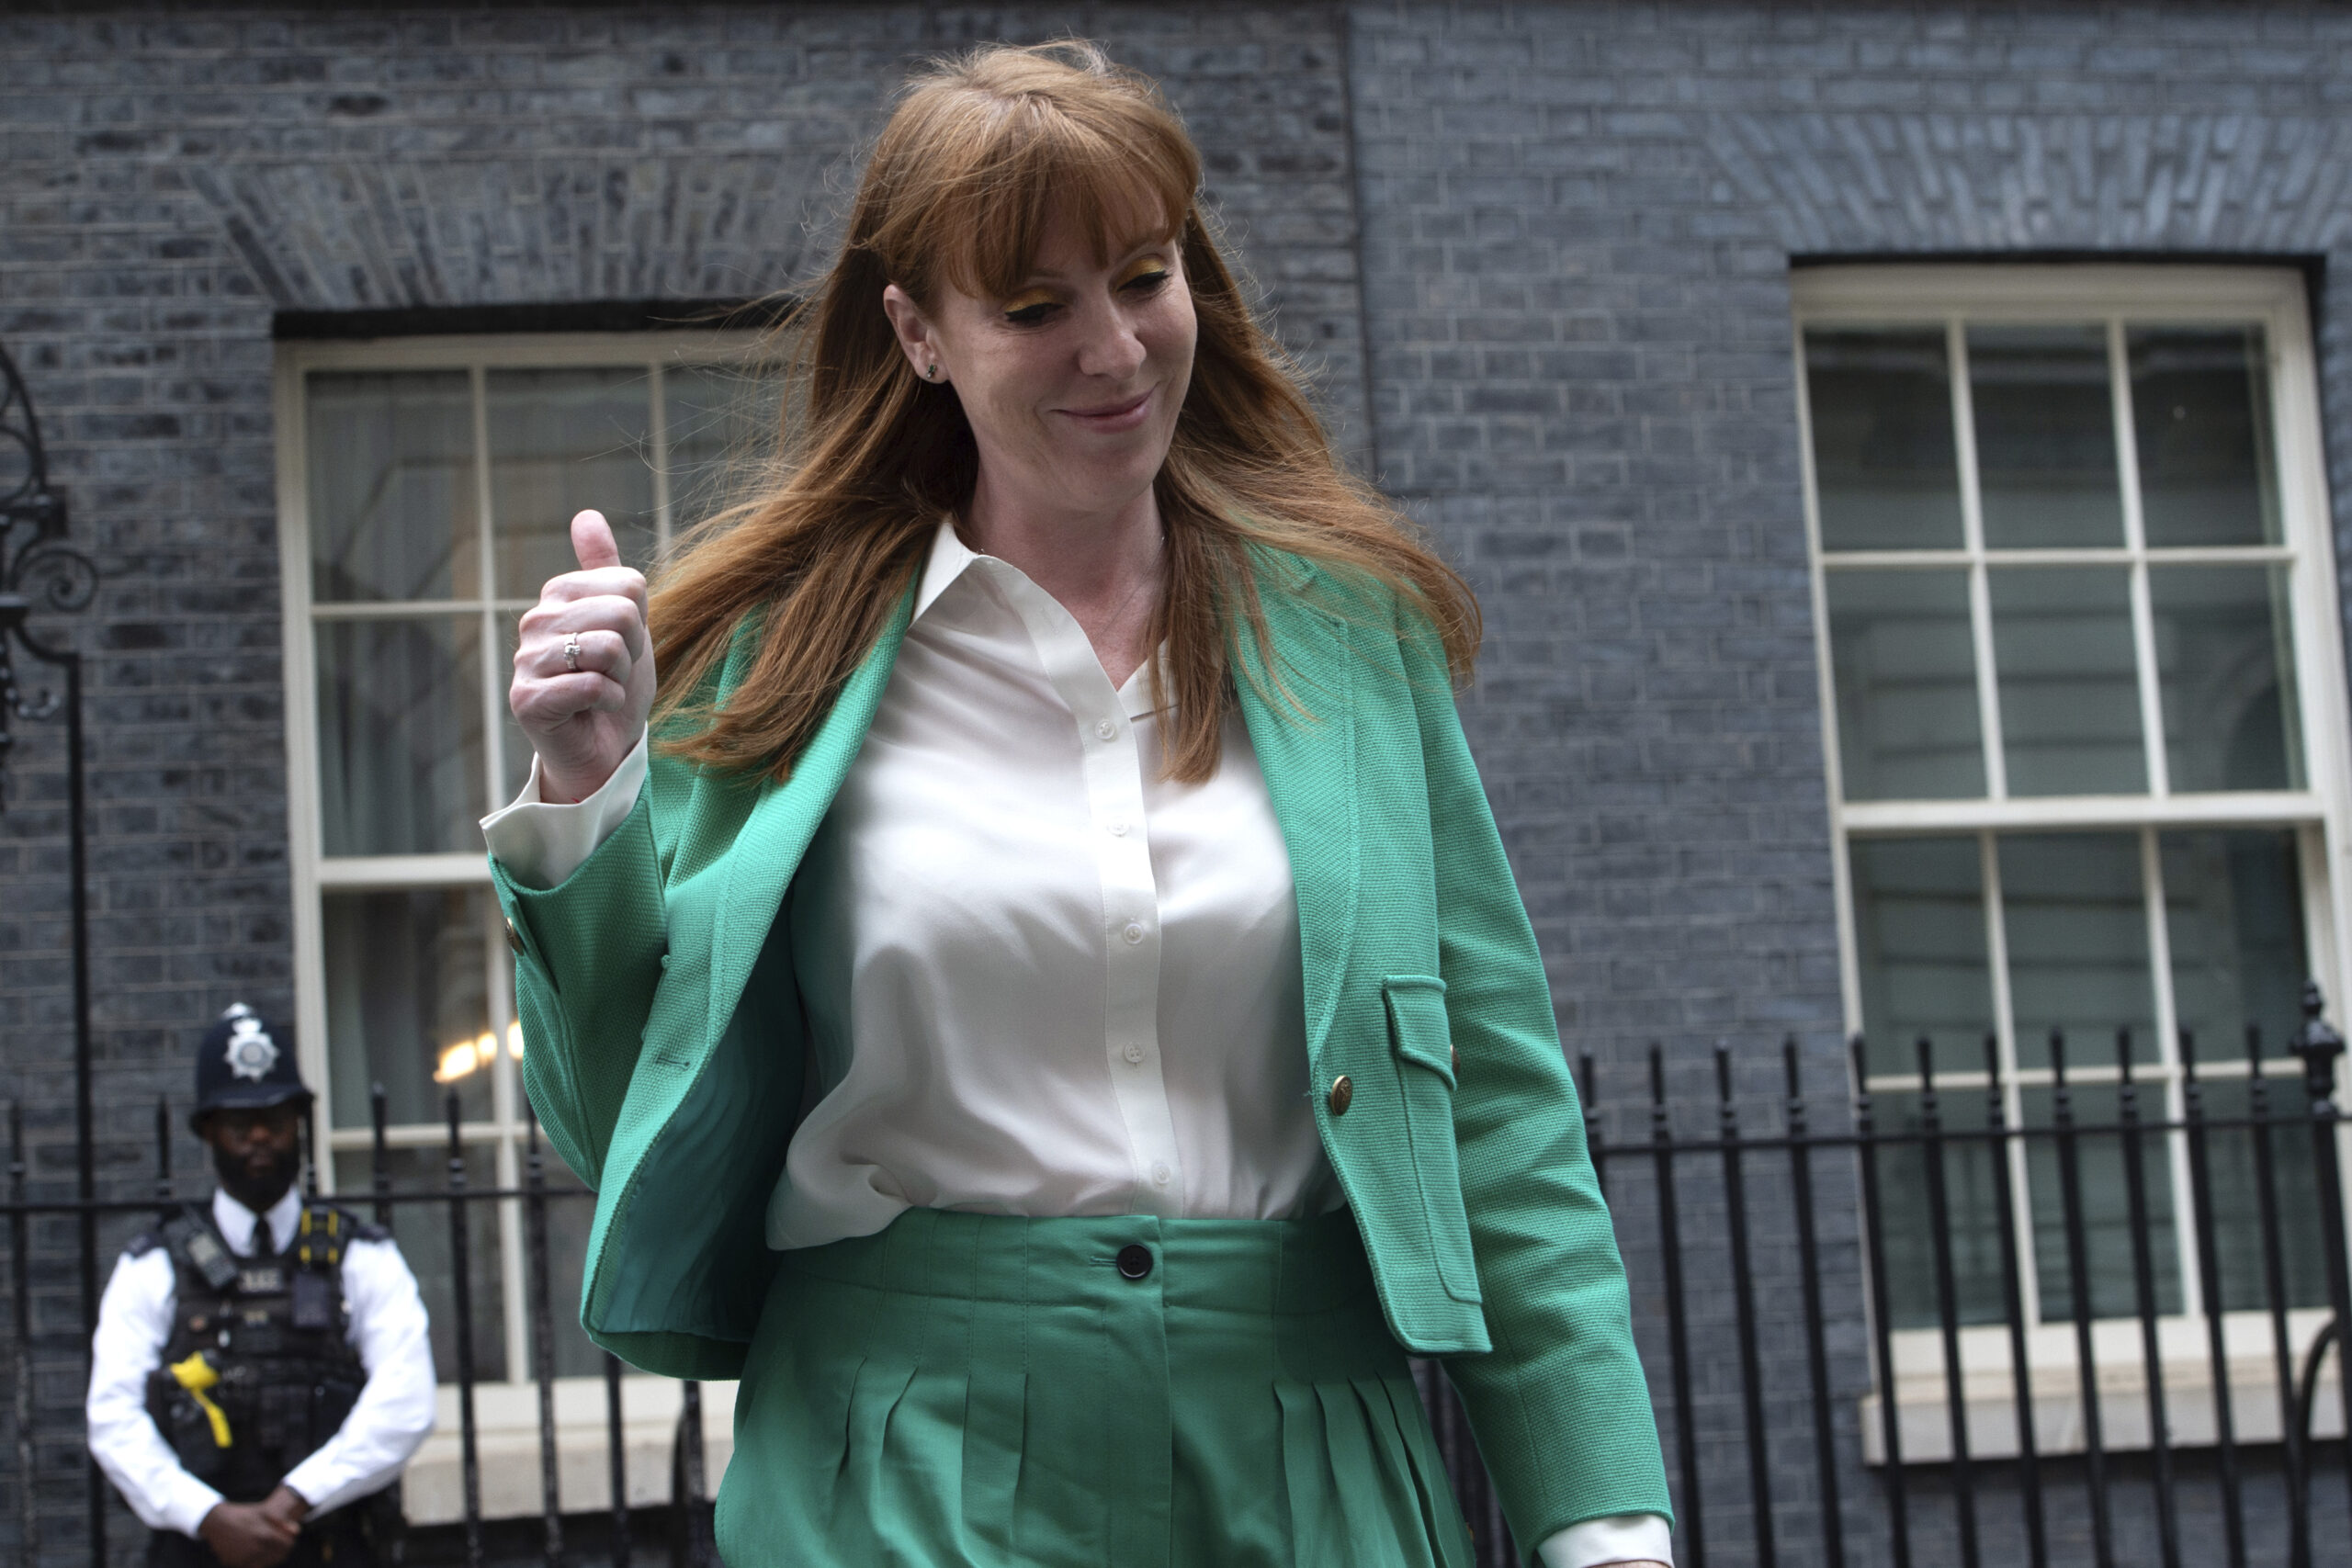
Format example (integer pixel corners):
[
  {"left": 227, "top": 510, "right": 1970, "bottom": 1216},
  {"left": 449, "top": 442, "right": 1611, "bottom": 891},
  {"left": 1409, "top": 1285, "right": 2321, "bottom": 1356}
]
[{"left": 925, "top": 362, "right": 941, "bottom": 380}]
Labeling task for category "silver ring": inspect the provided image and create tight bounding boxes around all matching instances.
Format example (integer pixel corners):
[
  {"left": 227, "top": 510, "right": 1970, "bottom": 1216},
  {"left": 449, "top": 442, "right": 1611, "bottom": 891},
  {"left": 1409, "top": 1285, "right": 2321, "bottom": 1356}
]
[{"left": 562, "top": 634, "right": 582, "bottom": 673}]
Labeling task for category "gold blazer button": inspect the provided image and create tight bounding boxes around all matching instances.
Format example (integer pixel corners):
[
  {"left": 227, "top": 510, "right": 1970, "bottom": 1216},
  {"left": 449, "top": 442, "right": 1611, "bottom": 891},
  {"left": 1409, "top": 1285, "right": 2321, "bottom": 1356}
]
[{"left": 1328, "top": 1074, "right": 1353, "bottom": 1117}]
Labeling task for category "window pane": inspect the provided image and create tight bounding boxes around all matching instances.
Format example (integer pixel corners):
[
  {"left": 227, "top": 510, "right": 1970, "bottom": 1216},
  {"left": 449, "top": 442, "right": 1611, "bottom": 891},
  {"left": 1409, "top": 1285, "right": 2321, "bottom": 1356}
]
[
  {"left": 1989, "top": 566, "right": 2144, "bottom": 796},
  {"left": 2164, "top": 828, "right": 2308, "bottom": 1062},
  {"left": 333, "top": 1147, "right": 507, "bottom": 1383},
  {"left": 665, "top": 360, "right": 784, "bottom": 535},
  {"left": 495, "top": 610, "right": 532, "bottom": 808},
  {"left": 1968, "top": 324, "right": 2124, "bottom": 549},
  {"left": 323, "top": 886, "right": 497, "bottom": 1129},
  {"left": 488, "top": 368, "right": 657, "bottom": 599},
  {"left": 306, "top": 372, "right": 478, "bottom": 604},
  {"left": 2022, "top": 1084, "right": 2182, "bottom": 1322},
  {"left": 1803, "top": 327, "right": 1963, "bottom": 552},
  {"left": 1871, "top": 1089, "right": 2011, "bottom": 1330},
  {"left": 1826, "top": 570, "right": 1984, "bottom": 800},
  {"left": 1850, "top": 837, "right": 1994, "bottom": 1078},
  {"left": 2131, "top": 326, "right": 2281, "bottom": 547},
  {"left": 519, "top": 1147, "right": 604, "bottom": 1380},
  {"left": 1998, "top": 832, "right": 2156, "bottom": 1069},
  {"left": 316, "top": 617, "right": 485, "bottom": 856},
  {"left": 2150, "top": 563, "right": 2303, "bottom": 792},
  {"left": 2186, "top": 1077, "right": 2333, "bottom": 1313}
]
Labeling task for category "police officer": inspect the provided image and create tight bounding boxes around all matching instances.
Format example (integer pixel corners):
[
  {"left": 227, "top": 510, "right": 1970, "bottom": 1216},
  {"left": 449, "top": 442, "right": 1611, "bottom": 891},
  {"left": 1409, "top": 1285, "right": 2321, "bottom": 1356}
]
[{"left": 86, "top": 1005, "right": 435, "bottom": 1568}]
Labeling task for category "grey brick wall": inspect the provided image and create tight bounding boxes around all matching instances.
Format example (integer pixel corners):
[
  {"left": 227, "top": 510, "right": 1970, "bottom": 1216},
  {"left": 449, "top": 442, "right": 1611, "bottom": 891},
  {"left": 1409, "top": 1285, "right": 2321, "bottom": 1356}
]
[
  {"left": 7, "top": 3, "right": 2352, "bottom": 1565},
  {"left": 1348, "top": 3, "right": 2352, "bottom": 1563}
]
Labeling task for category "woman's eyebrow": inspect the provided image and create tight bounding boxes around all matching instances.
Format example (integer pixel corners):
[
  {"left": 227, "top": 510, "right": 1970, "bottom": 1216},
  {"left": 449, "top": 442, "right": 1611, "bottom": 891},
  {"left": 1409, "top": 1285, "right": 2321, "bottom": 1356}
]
[{"left": 1012, "top": 235, "right": 1179, "bottom": 288}]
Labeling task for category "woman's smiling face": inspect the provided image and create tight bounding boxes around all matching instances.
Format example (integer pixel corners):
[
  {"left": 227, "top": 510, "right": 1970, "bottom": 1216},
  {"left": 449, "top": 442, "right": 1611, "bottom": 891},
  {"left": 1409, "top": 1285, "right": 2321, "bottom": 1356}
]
[{"left": 885, "top": 204, "right": 1197, "bottom": 525}]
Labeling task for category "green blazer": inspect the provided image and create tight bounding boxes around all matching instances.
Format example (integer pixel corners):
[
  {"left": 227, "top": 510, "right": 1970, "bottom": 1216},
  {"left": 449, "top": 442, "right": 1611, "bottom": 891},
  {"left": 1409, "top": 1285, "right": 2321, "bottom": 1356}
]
[{"left": 488, "top": 560, "right": 1671, "bottom": 1543}]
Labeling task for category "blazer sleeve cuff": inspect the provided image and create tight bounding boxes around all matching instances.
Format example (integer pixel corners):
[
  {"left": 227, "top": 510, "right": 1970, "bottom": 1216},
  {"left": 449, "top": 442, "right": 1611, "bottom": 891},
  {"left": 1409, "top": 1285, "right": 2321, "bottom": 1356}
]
[{"left": 480, "top": 733, "right": 650, "bottom": 891}]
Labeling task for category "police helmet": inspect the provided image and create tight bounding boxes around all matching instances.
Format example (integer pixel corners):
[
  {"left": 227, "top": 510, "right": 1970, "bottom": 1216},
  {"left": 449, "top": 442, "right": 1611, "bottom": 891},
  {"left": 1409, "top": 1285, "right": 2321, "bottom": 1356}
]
[{"left": 190, "top": 1003, "right": 311, "bottom": 1129}]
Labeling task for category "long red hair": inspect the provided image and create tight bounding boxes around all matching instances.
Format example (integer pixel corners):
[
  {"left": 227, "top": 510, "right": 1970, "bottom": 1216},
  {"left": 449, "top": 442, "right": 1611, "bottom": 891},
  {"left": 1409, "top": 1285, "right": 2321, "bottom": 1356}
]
[{"left": 650, "top": 39, "right": 1478, "bottom": 784}]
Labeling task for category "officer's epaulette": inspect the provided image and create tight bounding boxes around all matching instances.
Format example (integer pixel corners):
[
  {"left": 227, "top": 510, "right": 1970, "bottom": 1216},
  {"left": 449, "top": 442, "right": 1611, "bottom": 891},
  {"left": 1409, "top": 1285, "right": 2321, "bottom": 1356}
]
[{"left": 292, "top": 1202, "right": 389, "bottom": 1269}]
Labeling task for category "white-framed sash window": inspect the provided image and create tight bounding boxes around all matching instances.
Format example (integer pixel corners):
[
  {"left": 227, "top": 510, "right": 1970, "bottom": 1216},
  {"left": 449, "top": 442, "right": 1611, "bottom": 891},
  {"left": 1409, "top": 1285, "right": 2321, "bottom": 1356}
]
[
  {"left": 271, "top": 332, "right": 777, "bottom": 1409},
  {"left": 1793, "top": 266, "right": 2352, "bottom": 1456}
]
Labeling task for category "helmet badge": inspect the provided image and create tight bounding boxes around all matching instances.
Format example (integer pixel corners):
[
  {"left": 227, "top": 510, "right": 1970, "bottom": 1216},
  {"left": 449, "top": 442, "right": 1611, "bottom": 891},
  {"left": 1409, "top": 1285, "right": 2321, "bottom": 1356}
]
[{"left": 223, "top": 1016, "right": 280, "bottom": 1082}]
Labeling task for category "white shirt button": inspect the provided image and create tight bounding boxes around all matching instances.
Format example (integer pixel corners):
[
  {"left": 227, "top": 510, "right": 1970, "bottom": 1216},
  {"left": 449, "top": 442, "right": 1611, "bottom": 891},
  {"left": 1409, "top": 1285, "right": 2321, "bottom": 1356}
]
[
  {"left": 1152, "top": 1163, "right": 1171, "bottom": 1185},
  {"left": 1123, "top": 921, "right": 1145, "bottom": 945},
  {"left": 1125, "top": 1043, "right": 1146, "bottom": 1066},
  {"left": 1107, "top": 819, "right": 1130, "bottom": 837},
  {"left": 1095, "top": 719, "right": 1117, "bottom": 740}
]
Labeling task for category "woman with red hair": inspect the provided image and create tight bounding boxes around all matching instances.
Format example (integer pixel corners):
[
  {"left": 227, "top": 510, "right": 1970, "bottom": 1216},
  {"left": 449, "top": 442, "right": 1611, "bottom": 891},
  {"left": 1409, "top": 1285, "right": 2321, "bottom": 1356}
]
[{"left": 488, "top": 39, "right": 1671, "bottom": 1568}]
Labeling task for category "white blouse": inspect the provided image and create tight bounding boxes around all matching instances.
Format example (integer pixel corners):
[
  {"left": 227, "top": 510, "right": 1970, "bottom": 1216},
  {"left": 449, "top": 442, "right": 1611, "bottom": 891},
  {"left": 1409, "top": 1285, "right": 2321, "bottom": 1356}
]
[
  {"left": 481, "top": 521, "right": 1672, "bottom": 1568},
  {"left": 774, "top": 523, "right": 1340, "bottom": 1242}
]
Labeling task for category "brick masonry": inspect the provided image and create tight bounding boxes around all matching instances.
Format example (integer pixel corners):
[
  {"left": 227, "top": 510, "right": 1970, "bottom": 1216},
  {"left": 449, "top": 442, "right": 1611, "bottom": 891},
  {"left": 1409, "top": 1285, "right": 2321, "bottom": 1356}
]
[
  {"left": 5, "top": 3, "right": 2352, "bottom": 1565},
  {"left": 1348, "top": 5, "right": 2352, "bottom": 1564}
]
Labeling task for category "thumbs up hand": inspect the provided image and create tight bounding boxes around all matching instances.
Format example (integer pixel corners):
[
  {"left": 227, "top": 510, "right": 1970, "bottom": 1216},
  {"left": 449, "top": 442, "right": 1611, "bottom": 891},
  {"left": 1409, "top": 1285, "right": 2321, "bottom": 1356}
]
[{"left": 509, "top": 511, "right": 657, "bottom": 804}]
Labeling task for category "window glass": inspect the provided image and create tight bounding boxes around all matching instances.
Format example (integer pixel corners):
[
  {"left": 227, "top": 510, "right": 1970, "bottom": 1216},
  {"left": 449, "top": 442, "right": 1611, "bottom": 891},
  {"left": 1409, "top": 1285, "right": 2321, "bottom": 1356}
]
[
  {"left": 488, "top": 368, "right": 657, "bottom": 595},
  {"left": 666, "top": 360, "right": 784, "bottom": 534},
  {"left": 315, "top": 616, "right": 485, "bottom": 856},
  {"left": 1826, "top": 570, "right": 1983, "bottom": 801},
  {"left": 1804, "top": 328, "right": 1963, "bottom": 551},
  {"left": 1873, "top": 1089, "right": 2010, "bottom": 1331},
  {"left": 2131, "top": 326, "right": 2281, "bottom": 547},
  {"left": 323, "top": 886, "right": 498, "bottom": 1129},
  {"left": 2022, "top": 1083, "right": 2182, "bottom": 1322},
  {"left": 1969, "top": 324, "right": 2124, "bottom": 549},
  {"left": 2187, "top": 1077, "right": 2331, "bottom": 1313},
  {"left": 519, "top": 1147, "right": 604, "bottom": 1380},
  {"left": 2150, "top": 564, "right": 2302, "bottom": 792},
  {"left": 334, "top": 1147, "right": 507, "bottom": 1383},
  {"left": 1849, "top": 837, "right": 1994, "bottom": 1079},
  {"left": 307, "top": 372, "right": 477, "bottom": 604},
  {"left": 2162, "top": 829, "right": 2307, "bottom": 1062},
  {"left": 1998, "top": 832, "right": 2157, "bottom": 1069},
  {"left": 1988, "top": 567, "right": 2143, "bottom": 796}
]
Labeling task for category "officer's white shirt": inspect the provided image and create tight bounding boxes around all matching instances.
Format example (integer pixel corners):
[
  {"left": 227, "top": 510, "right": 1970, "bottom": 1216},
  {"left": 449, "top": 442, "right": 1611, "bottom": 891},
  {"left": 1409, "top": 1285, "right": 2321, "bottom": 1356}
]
[
  {"left": 481, "top": 522, "right": 1674, "bottom": 1568},
  {"left": 85, "top": 1187, "right": 436, "bottom": 1536}
]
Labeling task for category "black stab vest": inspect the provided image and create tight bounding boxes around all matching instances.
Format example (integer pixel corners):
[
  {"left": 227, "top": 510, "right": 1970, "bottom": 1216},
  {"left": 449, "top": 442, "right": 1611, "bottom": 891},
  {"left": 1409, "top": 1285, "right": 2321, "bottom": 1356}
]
[{"left": 140, "top": 1203, "right": 375, "bottom": 1504}]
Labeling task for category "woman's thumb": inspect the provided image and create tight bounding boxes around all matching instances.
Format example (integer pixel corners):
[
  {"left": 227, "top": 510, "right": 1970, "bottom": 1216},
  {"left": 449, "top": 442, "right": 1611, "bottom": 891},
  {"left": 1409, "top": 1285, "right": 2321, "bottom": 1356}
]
[{"left": 571, "top": 510, "right": 622, "bottom": 570}]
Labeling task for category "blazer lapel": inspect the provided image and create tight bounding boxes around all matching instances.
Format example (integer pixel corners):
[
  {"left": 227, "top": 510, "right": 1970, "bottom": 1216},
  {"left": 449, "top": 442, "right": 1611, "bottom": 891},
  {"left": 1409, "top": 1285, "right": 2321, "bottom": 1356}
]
[
  {"left": 704, "top": 583, "right": 917, "bottom": 1041},
  {"left": 1238, "top": 588, "right": 1361, "bottom": 1068}
]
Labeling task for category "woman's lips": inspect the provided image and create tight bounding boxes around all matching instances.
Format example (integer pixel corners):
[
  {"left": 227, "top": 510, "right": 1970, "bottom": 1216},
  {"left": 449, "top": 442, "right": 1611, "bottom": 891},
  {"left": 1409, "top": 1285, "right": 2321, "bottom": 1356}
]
[{"left": 1056, "top": 388, "right": 1152, "bottom": 433}]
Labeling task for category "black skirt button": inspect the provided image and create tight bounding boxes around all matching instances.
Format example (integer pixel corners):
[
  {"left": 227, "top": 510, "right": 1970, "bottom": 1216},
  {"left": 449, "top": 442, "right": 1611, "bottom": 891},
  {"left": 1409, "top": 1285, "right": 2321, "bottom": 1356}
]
[{"left": 1115, "top": 1244, "right": 1153, "bottom": 1280}]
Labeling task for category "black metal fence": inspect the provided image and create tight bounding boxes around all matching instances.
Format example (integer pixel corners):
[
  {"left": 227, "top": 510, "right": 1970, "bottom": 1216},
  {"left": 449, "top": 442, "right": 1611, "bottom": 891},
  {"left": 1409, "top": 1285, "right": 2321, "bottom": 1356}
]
[{"left": 5, "top": 1008, "right": 2351, "bottom": 1568}]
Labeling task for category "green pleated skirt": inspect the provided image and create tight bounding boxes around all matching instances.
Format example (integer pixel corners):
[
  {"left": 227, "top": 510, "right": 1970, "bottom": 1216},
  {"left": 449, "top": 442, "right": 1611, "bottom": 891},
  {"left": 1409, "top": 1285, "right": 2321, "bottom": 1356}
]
[{"left": 717, "top": 1207, "right": 1476, "bottom": 1568}]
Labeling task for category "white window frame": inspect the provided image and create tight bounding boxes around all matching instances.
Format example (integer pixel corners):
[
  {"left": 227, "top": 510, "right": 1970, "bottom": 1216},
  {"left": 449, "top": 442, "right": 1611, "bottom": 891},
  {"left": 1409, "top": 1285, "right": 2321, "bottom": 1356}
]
[
  {"left": 271, "top": 332, "right": 772, "bottom": 1506},
  {"left": 1792, "top": 265, "right": 2352, "bottom": 1460}
]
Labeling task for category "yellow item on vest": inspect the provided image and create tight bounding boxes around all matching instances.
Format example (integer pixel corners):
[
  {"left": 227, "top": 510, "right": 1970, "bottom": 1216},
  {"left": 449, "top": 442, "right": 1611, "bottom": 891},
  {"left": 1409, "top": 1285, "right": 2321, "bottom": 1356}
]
[{"left": 168, "top": 1351, "right": 232, "bottom": 1448}]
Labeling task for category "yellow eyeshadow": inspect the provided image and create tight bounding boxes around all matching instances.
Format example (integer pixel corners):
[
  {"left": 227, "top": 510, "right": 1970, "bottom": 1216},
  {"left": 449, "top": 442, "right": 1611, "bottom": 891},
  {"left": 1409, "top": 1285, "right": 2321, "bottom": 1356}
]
[
  {"left": 1002, "top": 288, "right": 1057, "bottom": 314},
  {"left": 1115, "top": 256, "right": 1169, "bottom": 287}
]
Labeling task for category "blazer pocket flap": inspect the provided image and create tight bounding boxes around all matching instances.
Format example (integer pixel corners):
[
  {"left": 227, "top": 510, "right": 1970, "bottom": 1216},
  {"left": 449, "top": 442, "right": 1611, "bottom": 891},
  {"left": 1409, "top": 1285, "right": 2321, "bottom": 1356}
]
[{"left": 1381, "top": 975, "right": 1455, "bottom": 1087}]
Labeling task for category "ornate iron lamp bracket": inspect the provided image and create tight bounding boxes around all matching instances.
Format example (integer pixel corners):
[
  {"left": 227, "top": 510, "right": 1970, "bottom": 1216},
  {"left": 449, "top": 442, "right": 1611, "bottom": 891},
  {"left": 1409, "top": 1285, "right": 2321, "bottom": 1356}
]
[{"left": 0, "top": 338, "right": 95, "bottom": 805}]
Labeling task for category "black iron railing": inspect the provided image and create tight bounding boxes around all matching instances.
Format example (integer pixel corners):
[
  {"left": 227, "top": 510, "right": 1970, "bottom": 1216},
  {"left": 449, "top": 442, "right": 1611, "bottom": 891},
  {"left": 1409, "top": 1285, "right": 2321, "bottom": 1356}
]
[{"left": 4, "top": 1003, "right": 2350, "bottom": 1568}]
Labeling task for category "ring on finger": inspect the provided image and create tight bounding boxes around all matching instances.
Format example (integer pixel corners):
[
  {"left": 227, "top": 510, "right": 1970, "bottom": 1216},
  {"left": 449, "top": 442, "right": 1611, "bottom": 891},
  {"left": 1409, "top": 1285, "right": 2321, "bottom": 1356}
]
[{"left": 562, "top": 634, "right": 582, "bottom": 673}]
